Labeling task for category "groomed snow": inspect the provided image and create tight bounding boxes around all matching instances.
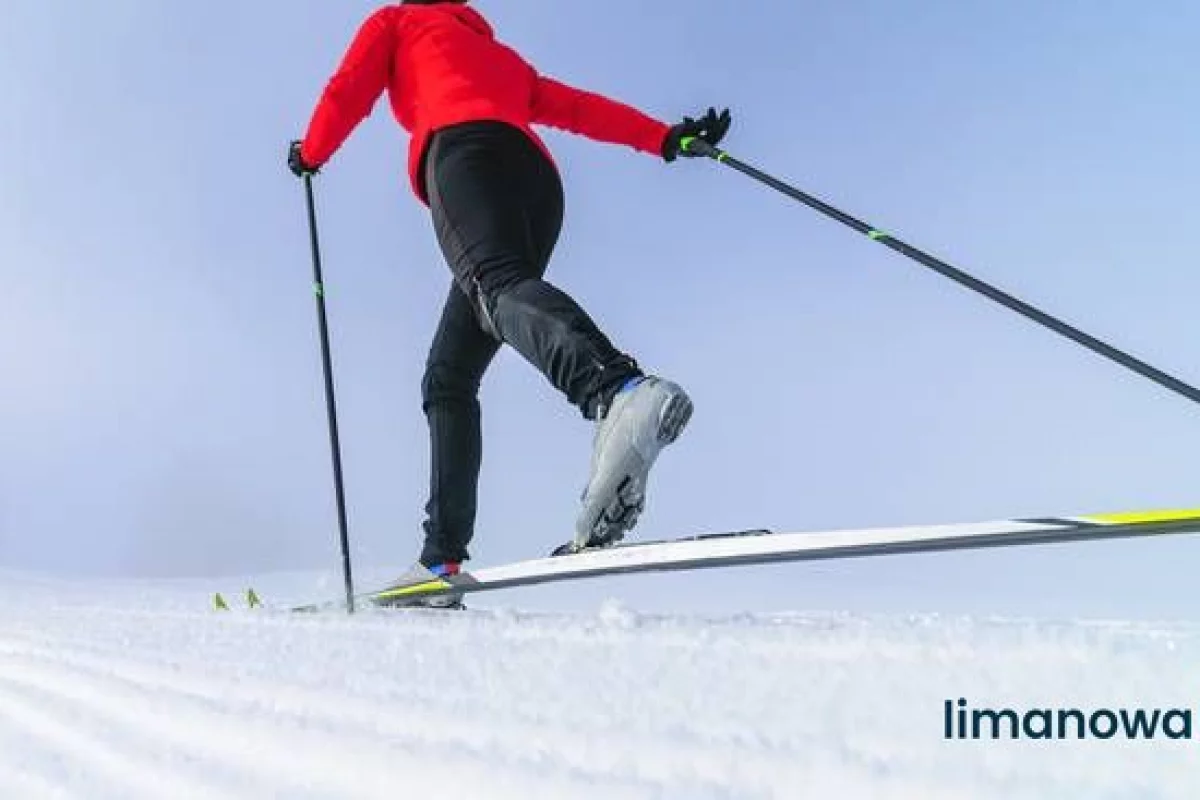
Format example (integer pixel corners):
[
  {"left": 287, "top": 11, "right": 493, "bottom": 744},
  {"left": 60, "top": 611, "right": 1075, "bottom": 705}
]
[{"left": 0, "top": 570, "right": 1196, "bottom": 799}]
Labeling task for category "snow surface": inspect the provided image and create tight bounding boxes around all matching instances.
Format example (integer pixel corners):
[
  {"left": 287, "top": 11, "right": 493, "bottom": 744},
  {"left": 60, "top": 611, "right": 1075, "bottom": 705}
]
[{"left": 0, "top": 569, "right": 1197, "bottom": 799}]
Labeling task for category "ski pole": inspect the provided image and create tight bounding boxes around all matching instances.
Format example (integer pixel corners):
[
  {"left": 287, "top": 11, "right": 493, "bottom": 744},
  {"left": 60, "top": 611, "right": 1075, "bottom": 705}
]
[
  {"left": 682, "top": 137, "right": 1200, "bottom": 409},
  {"left": 301, "top": 174, "right": 357, "bottom": 614}
]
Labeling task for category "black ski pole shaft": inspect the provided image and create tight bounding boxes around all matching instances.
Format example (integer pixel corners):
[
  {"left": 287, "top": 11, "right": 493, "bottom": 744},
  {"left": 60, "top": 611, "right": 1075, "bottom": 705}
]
[
  {"left": 682, "top": 137, "right": 1200, "bottom": 408},
  {"left": 302, "top": 174, "right": 356, "bottom": 613}
]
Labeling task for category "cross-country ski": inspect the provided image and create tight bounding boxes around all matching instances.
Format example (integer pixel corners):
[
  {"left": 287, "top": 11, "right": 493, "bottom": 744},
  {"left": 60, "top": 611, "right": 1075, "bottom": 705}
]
[{"left": 284, "top": 508, "right": 1200, "bottom": 612}]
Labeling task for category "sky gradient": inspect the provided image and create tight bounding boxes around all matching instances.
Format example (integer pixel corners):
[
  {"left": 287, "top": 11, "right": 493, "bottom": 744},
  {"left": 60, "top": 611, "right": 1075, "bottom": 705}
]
[{"left": 2, "top": 0, "right": 1198, "bottom": 618}]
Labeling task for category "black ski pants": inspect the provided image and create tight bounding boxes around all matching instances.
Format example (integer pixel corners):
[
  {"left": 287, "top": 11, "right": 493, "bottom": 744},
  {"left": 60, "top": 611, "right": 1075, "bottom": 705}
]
[{"left": 419, "top": 120, "right": 641, "bottom": 566}]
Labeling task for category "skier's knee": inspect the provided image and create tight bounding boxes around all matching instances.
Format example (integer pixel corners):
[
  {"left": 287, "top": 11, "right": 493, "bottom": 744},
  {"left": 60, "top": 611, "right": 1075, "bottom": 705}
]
[
  {"left": 472, "top": 274, "right": 532, "bottom": 342},
  {"left": 471, "top": 258, "right": 530, "bottom": 306},
  {"left": 422, "top": 360, "right": 481, "bottom": 409}
]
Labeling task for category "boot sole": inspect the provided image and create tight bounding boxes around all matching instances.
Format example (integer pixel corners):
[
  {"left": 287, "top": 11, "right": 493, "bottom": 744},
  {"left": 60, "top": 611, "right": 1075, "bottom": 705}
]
[{"left": 657, "top": 391, "right": 693, "bottom": 445}]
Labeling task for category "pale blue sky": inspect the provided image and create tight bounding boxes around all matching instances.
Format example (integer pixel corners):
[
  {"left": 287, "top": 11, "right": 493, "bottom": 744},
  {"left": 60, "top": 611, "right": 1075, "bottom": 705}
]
[{"left": 2, "top": 1, "right": 1198, "bottom": 618}]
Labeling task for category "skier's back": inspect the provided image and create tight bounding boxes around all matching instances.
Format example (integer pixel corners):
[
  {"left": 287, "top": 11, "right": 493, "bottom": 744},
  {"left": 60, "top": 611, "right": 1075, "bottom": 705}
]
[{"left": 289, "top": 0, "right": 731, "bottom": 603}]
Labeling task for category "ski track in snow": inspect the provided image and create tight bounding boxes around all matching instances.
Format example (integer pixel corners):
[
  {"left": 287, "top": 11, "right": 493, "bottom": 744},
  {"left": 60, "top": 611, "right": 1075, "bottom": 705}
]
[{"left": 0, "top": 572, "right": 1197, "bottom": 798}]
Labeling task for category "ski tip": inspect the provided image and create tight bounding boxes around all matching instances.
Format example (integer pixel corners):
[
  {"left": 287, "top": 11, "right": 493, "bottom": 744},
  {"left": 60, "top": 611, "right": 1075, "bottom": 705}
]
[{"left": 213, "top": 589, "right": 263, "bottom": 611}]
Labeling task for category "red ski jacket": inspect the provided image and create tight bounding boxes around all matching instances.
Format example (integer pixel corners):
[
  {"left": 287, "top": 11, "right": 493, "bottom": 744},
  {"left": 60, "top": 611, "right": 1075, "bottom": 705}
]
[{"left": 299, "top": 4, "right": 671, "bottom": 203}]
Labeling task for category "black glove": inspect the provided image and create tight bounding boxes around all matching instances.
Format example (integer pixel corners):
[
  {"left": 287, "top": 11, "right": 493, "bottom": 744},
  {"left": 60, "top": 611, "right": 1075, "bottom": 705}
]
[
  {"left": 287, "top": 140, "right": 319, "bottom": 178},
  {"left": 662, "top": 107, "right": 732, "bottom": 162}
]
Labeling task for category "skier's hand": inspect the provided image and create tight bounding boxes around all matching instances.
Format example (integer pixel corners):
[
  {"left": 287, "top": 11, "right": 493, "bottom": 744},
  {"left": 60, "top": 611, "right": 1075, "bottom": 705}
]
[
  {"left": 287, "top": 140, "right": 319, "bottom": 178},
  {"left": 662, "top": 107, "right": 732, "bottom": 162}
]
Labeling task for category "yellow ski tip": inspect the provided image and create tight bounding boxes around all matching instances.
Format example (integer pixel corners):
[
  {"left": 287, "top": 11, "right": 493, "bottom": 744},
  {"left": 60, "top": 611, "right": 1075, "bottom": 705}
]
[
  {"left": 373, "top": 578, "right": 452, "bottom": 601},
  {"left": 1079, "top": 509, "right": 1200, "bottom": 525}
]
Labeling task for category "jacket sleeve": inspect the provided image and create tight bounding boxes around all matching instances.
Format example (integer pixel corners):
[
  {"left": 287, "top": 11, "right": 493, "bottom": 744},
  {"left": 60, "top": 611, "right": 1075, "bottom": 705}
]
[
  {"left": 300, "top": 7, "right": 397, "bottom": 167},
  {"left": 531, "top": 75, "right": 670, "bottom": 158}
]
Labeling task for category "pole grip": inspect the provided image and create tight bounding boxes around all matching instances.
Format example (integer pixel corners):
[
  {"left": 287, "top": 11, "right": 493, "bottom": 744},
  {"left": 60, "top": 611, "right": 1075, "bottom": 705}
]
[{"left": 681, "top": 136, "right": 722, "bottom": 159}]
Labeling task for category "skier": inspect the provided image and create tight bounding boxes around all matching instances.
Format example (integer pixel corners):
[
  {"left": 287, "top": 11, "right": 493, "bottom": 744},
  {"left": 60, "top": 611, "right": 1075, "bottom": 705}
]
[{"left": 288, "top": 0, "right": 731, "bottom": 604}]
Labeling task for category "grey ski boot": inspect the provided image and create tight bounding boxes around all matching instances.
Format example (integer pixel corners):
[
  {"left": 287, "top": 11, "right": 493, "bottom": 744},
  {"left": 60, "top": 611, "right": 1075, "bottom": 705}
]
[
  {"left": 374, "top": 561, "right": 466, "bottom": 610},
  {"left": 569, "top": 376, "right": 693, "bottom": 552}
]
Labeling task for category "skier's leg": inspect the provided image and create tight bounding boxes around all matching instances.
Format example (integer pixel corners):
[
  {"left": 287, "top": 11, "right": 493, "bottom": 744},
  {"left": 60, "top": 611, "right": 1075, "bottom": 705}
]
[
  {"left": 425, "top": 121, "right": 692, "bottom": 551},
  {"left": 425, "top": 121, "right": 642, "bottom": 420},
  {"left": 418, "top": 283, "right": 500, "bottom": 567}
]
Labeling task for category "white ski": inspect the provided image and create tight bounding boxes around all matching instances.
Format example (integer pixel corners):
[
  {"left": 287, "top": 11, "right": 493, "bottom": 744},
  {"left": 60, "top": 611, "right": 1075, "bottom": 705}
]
[{"left": 336, "top": 507, "right": 1200, "bottom": 610}]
